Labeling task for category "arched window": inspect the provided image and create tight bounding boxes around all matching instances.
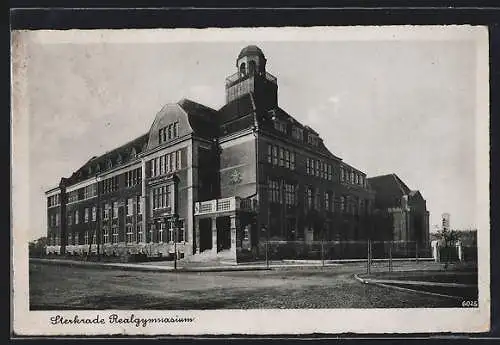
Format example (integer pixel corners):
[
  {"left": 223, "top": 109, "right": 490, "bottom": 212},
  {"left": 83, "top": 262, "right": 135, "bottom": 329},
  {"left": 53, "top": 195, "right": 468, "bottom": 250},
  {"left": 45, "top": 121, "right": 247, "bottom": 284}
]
[
  {"left": 248, "top": 60, "right": 256, "bottom": 75},
  {"left": 239, "top": 62, "right": 246, "bottom": 76}
]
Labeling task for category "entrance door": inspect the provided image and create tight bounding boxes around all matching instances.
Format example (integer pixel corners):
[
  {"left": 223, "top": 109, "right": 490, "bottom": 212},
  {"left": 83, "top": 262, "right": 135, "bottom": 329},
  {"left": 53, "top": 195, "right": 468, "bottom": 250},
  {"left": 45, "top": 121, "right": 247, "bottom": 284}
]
[
  {"left": 199, "top": 218, "right": 212, "bottom": 252},
  {"left": 216, "top": 216, "right": 231, "bottom": 252}
]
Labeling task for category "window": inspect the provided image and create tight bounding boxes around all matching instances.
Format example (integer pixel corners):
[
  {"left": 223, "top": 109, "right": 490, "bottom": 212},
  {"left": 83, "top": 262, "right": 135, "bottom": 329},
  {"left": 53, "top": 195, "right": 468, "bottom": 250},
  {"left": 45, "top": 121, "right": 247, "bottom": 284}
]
[
  {"left": 84, "top": 208, "right": 89, "bottom": 223},
  {"left": 103, "top": 226, "right": 110, "bottom": 243},
  {"left": 74, "top": 232, "right": 79, "bottom": 245},
  {"left": 126, "top": 224, "right": 134, "bottom": 243},
  {"left": 284, "top": 150, "right": 290, "bottom": 169},
  {"left": 48, "top": 194, "right": 61, "bottom": 207},
  {"left": 112, "top": 225, "right": 119, "bottom": 244},
  {"left": 92, "top": 206, "right": 97, "bottom": 221},
  {"left": 152, "top": 185, "right": 171, "bottom": 210},
  {"left": 325, "top": 192, "right": 332, "bottom": 211},
  {"left": 279, "top": 147, "right": 285, "bottom": 167},
  {"left": 167, "top": 222, "right": 174, "bottom": 243},
  {"left": 137, "top": 223, "right": 143, "bottom": 243},
  {"left": 315, "top": 160, "right": 320, "bottom": 177},
  {"left": 127, "top": 198, "right": 133, "bottom": 216},
  {"left": 306, "top": 187, "right": 313, "bottom": 210},
  {"left": 136, "top": 196, "right": 142, "bottom": 214},
  {"left": 103, "top": 203, "right": 110, "bottom": 220},
  {"left": 125, "top": 168, "right": 141, "bottom": 187},
  {"left": 292, "top": 126, "right": 303, "bottom": 141},
  {"left": 67, "top": 213, "right": 72, "bottom": 225},
  {"left": 272, "top": 146, "right": 278, "bottom": 165},
  {"left": 290, "top": 152, "right": 296, "bottom": 170},
  {"left": 267, "top": 145, "right": 272, "bottom": 163},
  {"left": 149, "top": 225, "right": 155, "bottom": 243},
  {"left": 327, "top": 165, "right": 333, "bottom": 181},
  {"left": 306, "top": 158, "right": 311, "bottom": 175},
  {"left": 67, "top": 233, "right": 72, "bottom": 245},
  {"left": 159, "top": 223, "right": 165, "bottom": 243},
  {"left": 68, "top": 191, "right": 79, "bottom": 203},
  {"left": 166, "top": 154, "right": 171, "bottom": 173},
  {"left": 112, "top": 202, "right": 119, "bottom": 219},
  {"left": 274, "top": 120, "right": 287, "bottom": 134},
  {"left": 307, "top": 133, "right": 319, "bottom": 146},
  {"left": 177, "top": 150, "right": 182, "bottom": 170},
  {"left": 314, "top": 190, "right": 321, "bottom": 210},
  {"left": 284, "top": 183, "right": 297, "bottom": 206},
  {"left": 340, "top": 196, "right": 346, "bottom": 213},
  {"left": 268, "top": 179, "right": 280, "bottom": 203},
  {"left": 84, "top": 184, "right": 97, "bottom": 199},
  {"left": 55, "top": 213, "right": 60, "bottom": 226},
  {"left": 159, "top": 122, "right": 179, "bottom": 144},
  {"left": 177, "top": 220, "right": 185, "bottom": 243},
  {"left": 84, "top": 231, "right": 89, "bottom": 245}
]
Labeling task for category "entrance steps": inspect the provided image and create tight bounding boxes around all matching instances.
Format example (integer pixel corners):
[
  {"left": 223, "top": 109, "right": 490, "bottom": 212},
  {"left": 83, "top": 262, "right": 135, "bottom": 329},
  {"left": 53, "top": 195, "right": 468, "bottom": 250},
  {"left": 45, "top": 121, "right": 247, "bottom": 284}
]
[{"left": 182, "top": 249, "right": 236, "bottom": 265}]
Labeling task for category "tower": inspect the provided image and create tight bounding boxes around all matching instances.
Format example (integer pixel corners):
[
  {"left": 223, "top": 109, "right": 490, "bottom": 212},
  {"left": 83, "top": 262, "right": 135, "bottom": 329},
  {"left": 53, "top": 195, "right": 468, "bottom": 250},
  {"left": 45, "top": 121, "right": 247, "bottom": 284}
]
[
  {"left": 225, "top": 45, "right": 278, "bottom": 110},
  {"left": 441, "top": 213, "right": 450, "bottom": 231}
]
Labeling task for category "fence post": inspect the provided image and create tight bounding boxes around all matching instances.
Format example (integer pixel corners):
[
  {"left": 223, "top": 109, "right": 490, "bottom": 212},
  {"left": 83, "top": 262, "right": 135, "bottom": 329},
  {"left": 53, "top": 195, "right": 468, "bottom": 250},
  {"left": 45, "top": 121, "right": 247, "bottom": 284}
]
[
  {"left": 321, "top": 239, "right": 325, "bottom": 267},
  {"left": 367, "top": 239, "right": 371, "bottom": 274},
  {"left": 389, "top": 241, "right": 393, "bottom": 272}
]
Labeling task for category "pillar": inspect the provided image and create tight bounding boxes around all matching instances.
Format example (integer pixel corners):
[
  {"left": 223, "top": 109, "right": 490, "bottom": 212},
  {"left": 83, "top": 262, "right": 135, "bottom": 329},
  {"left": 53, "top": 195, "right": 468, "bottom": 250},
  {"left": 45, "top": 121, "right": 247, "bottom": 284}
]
[
  {"left": 211, "top": 216, "right": 217, "bottom": 253},
  {"left": 230, "top": 214, "right": 238, "bottom": 256},
  {"left": 195, "top": 217, "right": 200, "bottom": 254}
]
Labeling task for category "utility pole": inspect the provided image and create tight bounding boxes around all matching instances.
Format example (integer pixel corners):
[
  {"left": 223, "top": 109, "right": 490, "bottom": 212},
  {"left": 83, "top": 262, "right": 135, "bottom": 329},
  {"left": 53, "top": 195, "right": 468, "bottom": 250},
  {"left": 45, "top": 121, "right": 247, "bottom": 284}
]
[{"left": 389, "top": 240, "right": 393, "bottom": 272}]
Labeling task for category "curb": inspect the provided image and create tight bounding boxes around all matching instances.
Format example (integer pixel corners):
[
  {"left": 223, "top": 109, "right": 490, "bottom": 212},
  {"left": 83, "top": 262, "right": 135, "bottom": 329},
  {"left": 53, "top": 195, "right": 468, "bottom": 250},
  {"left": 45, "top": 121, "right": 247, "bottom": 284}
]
[
  {"left": 353, "top": 274, "right": 463, "bottom": 300},
  {"left": 29, "top": 258, "right": 271, "bottom": 273}
]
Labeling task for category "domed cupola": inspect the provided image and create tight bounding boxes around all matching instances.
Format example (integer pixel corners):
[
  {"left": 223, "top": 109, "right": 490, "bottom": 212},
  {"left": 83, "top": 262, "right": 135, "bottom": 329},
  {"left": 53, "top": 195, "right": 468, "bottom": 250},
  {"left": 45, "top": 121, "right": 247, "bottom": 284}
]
[
  {"left": 225, "top": 45, "right": 278, "bottom": 108},
  {"left": 236, "top": 45, "right": 267, "bottom": 76}
]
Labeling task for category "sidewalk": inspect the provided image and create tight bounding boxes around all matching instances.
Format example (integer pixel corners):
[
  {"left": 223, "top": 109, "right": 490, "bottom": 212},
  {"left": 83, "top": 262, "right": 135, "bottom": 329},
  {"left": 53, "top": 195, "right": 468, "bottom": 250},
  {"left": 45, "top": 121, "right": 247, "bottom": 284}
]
[{"left": 30, "top": 256, "right": 436, "bottom": 273}]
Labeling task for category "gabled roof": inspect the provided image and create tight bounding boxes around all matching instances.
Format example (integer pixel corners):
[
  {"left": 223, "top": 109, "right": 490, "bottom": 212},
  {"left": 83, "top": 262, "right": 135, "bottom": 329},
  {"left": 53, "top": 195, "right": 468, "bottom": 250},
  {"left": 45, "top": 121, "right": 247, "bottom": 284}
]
[
  {"left": 178, "top": 98, "right": 218, "bottom": 139},
  {"left": 367, "top": 173, "right": 411, "bottom": 209}
]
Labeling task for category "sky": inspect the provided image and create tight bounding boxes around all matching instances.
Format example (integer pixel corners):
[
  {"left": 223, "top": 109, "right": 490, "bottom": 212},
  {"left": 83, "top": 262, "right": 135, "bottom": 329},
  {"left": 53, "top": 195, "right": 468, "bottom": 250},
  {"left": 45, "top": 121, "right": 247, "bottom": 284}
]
[{"left": 22, "top": 29, "right": 483, "bottom": 240}]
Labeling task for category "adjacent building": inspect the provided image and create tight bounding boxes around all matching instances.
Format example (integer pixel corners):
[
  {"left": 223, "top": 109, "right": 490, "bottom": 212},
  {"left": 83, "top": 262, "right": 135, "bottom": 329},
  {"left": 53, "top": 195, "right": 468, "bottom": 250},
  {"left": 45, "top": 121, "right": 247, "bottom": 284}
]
[
  {"left": 368, "top": 174, "right": 430, "bottom": 253},
  {"left": 45, "top": 45, "right": 427, "bottom": 262}
]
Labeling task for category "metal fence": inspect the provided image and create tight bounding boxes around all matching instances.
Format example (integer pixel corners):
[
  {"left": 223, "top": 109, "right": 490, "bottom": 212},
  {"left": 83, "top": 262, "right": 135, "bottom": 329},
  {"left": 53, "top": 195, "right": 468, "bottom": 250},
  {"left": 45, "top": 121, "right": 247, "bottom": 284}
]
[{"left": 262, "top": 240, "right": 431, "bottom": 261}]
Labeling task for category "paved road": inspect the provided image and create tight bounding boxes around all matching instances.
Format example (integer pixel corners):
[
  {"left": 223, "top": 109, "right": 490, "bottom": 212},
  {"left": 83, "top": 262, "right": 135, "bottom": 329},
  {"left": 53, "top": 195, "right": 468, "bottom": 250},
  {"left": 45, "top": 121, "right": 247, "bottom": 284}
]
[{"left": 29, "top": 262, "right": 463, "bottom": 310}]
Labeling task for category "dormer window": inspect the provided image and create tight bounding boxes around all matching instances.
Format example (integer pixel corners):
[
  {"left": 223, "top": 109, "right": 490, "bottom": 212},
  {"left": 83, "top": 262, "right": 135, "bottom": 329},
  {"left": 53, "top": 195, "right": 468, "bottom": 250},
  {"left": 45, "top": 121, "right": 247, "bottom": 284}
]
[
  {"left": 273, "top": 119, "right": 287, "bottom": 134},
  {"left": 88, "top": 166, "right": 93, "bottom": 175},
  {"left": 107, "top": 159, "right": 113, "bottom": 169},
  {"left": 292, "top": 126, "right": 304, "bottom": 141},
  {"left": 130, "top": 147, "right": 137, "bottom": 158},
  {"left": 116, "top": 154, "right": 123, "bottom": 165},
  {"left": 307, "top": 133, "right": 319, "bottom": 146}
]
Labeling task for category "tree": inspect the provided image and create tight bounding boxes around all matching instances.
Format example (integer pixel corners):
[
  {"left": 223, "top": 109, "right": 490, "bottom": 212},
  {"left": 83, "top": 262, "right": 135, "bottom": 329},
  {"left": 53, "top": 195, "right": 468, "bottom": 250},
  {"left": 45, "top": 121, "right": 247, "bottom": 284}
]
[
  {"left": 434, "top": 229, "right": 460, "bottom": 268},
  {"left": 28, "top": 236, "right": 48, "bottom": 257}
]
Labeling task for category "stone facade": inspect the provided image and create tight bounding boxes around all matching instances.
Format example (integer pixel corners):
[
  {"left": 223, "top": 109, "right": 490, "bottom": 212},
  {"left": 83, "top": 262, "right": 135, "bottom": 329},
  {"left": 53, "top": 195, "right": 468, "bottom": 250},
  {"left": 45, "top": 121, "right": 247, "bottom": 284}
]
[{"left": 45, "top": 45, "right": 426, "bottom": 263}]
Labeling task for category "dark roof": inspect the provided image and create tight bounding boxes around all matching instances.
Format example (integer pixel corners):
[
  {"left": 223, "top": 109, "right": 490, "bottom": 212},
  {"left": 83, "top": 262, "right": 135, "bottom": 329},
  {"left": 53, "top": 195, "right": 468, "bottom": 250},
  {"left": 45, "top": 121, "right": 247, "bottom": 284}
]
[
  {"left": 237, "top": 45, "right": 265, "bottom": 60},
  {"left": 367, "top": 174, "right": 411, "bottom": 209},
  {"left": 178, "top": 99, "right": 218, "bottom": 139},
  {"left": 66, "top": 133, "right": 149, "bottom": 185}
]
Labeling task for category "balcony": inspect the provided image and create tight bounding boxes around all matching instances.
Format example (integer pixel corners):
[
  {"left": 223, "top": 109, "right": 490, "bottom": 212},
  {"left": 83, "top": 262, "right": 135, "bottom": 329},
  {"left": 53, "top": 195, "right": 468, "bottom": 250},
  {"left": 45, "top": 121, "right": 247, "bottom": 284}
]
[
  {"left": 225, "top": 72, "right": 277, "bottom": 88},
  {"left": 194, "top": 196, "right": 255, "bottom": 216}
]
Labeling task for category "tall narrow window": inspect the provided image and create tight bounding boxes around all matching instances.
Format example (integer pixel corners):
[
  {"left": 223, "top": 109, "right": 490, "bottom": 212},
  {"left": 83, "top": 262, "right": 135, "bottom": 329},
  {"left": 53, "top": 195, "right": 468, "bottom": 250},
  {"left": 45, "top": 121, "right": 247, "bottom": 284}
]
[
  {"left": 91, "top": 206, "right": 97, "bottom": 221},
  {"left": 306, "top": 187, "right": 313, "bottom": 210},
  {"left": 112, "top": 225, "right": 118, "bottom": 244},
  {"left": 272, "top": 146, "right": 278, "bottom": 165},
  {"left": 290, "top": 152, "right": 296, "bottom": 170},
  {"left": 279, "top": 147, "right": 285, "bottom": 167},
  {"left": 177, "top": 150, "right": 182, "bottom": 170},
  {"left": 113, "top": 202, "right": 118, "bottom": 219},
  {"left": 84, "top": 208, "right": 89, "bottom": 223},
  {"left": 267, "top": 145, "right": 272, "bottom": 163},
  {"left": 127, "top": 198, "right": 133, "bottom": 216}
]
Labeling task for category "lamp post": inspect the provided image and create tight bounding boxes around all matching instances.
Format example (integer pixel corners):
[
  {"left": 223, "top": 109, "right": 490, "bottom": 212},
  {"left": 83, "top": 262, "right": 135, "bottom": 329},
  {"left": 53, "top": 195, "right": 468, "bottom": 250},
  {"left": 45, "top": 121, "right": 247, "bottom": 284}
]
[
  {"left": 261, "top": 226, "right": 269, "bottom": 269},
  {"left": 172, "top": 213, "right": 179, "bottom": 271}
]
